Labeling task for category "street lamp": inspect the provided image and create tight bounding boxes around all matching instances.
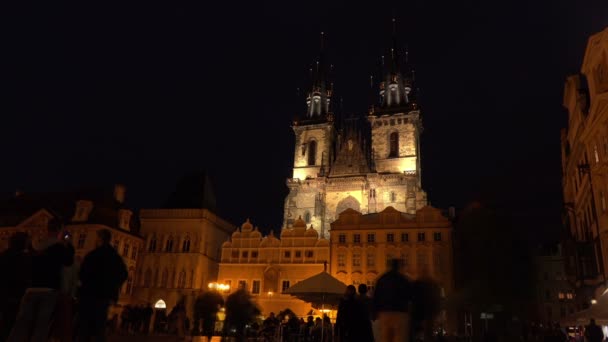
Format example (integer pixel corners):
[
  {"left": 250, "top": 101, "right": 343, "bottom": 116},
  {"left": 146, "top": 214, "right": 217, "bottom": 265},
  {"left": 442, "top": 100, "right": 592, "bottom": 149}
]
[{"left": 592, "top": 299, "right": 598, "bottom": 305}]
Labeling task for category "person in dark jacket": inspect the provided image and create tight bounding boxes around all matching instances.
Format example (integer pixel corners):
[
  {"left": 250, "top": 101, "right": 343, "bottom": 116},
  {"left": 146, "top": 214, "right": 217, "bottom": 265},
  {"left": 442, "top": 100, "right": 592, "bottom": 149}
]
[
  {"left": 372, "top": 258, "right": 411, "bottom": 342},
  {"left": 8, "top": 219, "right": 74, "bottom": 342},
  {"left": 584, "top": 318, "right": 604, "bottom": 342},
  {"left": 336, "top": 285, "right": 374, "bottom": 342},
  {"left": 75, "top": 229, "right": 128, "bottom": 342},
  {"left": 0, "top": 232, "right": 32, "bottom": 341}
]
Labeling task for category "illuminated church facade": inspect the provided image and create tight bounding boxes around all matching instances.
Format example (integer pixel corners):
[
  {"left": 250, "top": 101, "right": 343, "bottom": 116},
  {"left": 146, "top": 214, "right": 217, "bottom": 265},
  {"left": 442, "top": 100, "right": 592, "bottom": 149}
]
[{"left": 284, "top": 31, "right": 428, "bottom": 239}]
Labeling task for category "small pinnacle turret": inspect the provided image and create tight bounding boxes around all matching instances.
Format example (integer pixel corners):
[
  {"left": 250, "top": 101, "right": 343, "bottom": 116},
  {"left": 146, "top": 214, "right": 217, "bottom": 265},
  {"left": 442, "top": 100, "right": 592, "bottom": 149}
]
[
  {"left": 304, "top": 32, "right": 333, "bottom": 120},
  {"left": 374, "top": 18, "right": 417, "bottom": 114}
]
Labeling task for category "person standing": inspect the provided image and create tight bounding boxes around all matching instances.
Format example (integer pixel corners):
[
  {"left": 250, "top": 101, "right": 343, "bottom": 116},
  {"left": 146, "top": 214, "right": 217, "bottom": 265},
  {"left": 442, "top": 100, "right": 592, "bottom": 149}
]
[
  {"left": 142, "top": 304, "right": 153, "bottom": 335},
  {"left": 357, "top": 283, "right": 375, "bottom": 340},
  {"left": 194, "top": 290, "right": 224, "bottom": 341},
  {"left": 75, "top": 229, "right": 128, "bottom": 342},
  {"left": 584, "top": 318, "right": 604, "bottom": 342},
  {"left": 372, "top": 258, "right": 411, "bottom": 342},
  {"left": 0, "top": 232, "right": 32, "bottom": 341},
  {"left": 8, "top": 219, "right": 74, "bottom": 342},
  {"left": 336, "top": 285, "right": 374, "bottom": 342}
]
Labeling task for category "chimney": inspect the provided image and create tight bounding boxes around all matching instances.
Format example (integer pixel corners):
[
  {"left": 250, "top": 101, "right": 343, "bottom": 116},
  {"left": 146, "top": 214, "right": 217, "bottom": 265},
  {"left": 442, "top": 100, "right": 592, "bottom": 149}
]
[{"left": 114, "top": 184, "right": 126, "bottom": 204}]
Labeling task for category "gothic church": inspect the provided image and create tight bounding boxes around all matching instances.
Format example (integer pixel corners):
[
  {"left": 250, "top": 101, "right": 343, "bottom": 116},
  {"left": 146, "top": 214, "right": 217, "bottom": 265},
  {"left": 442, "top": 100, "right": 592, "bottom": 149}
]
[{"left": 284, "top": 30, "right": 428, "bottom": 239}]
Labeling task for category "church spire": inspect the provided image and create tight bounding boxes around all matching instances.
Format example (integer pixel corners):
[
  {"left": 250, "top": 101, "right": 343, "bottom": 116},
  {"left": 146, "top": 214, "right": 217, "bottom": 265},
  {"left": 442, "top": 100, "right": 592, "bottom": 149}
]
[
  {"left": 376, "top": 18, "right": 416, "bottom": 113},
  {"left": 305, "top": 32, "right": 333, "bottom": 120}
]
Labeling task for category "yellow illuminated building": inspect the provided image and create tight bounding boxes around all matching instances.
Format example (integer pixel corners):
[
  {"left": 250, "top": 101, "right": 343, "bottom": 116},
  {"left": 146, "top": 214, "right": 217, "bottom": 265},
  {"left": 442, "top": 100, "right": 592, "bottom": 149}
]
[
  {"left": 562, "top": 27, "right": 608, "bottom": 308},
  {"left": 329, "top": 206, "right": 453, "bottom": 296},
  {"left": 218, "top": 218, "right": 329, "bottom": 317},
  {"left": 133, "top": 208, "right": 234, "bottom": 317}
]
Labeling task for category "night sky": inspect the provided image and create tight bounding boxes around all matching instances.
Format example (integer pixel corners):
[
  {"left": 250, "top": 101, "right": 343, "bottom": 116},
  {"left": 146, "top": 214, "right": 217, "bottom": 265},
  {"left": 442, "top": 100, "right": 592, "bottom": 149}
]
[{"left": 4, "top": 1, "right": 608, "bottom": 240}]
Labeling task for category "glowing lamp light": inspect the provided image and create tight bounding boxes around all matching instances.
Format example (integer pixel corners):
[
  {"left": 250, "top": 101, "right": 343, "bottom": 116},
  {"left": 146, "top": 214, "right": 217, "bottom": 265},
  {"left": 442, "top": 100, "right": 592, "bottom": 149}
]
[
  {"left": 208, "top": 282, "right": 231, "bottom": 292},
  {"left": 592, "top": 299, "right": 598, "bottom": 305}
]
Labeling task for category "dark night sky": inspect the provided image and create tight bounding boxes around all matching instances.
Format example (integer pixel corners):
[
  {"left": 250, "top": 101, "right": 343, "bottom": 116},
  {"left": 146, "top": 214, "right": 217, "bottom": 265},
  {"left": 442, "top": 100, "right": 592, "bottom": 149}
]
[{"left": 4, "top": 1, "right": 608, "bottom": 241}]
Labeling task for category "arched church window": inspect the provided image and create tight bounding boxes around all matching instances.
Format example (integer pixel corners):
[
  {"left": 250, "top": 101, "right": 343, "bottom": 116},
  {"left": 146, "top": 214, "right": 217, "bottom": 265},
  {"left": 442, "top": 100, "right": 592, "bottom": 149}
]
[
  {"left": 389, "top": 132, "right": 399, "bottom": 158},
  {"left": 144, "top": 268, "right": 152, "bottom": 287},
  {"left": 304, "top": 211, "right": 311, "bottom": 224},
  {"left": 390, "top": 191, "right": 397, "bottom": 203},
  {"left": 161, "top": 268, "right": 168, "bottom": 288},
  {"left": 182, "top": 236, "right": 191, "bottom": 252},
  {"left": 308, "top": 140, "right": 317, "bottom": 166},
  {"left": 177, "top": 270, "right": 186, "bottom": 288},
  {"left": 148, "top": 235, "right": 157, "bottom": 252},
  {"left": 165, "top": 236, "right": 174, "bottom": 252}
]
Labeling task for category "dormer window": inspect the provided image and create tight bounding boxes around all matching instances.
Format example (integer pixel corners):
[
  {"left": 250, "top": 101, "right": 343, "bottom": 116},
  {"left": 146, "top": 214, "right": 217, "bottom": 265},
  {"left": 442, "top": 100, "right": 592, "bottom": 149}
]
[
  {"left": 118, "top": 209, "right": 132, "bottom": 230},
  {"left": 73, "top": 200, "right": 93, "bottom": 222}
]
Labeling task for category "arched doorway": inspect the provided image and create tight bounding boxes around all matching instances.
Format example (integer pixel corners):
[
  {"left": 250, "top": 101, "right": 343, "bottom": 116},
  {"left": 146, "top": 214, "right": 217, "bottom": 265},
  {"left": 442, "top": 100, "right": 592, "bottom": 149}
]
[
  {"left": 153, "top": 299, "right": 168, "bottom": 333},
  {"left": 335, "top": 196, "right": 361, "bottom": 219}
]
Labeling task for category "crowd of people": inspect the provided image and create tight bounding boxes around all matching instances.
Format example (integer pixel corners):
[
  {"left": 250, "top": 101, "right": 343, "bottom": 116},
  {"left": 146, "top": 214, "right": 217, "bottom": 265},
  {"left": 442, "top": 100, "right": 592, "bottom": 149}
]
[
  {"left": 110, "top": 304, "right": 154, "bottom": 334},
  {"left": 0, "top": 219, "right": 128, "bottom": 342}
]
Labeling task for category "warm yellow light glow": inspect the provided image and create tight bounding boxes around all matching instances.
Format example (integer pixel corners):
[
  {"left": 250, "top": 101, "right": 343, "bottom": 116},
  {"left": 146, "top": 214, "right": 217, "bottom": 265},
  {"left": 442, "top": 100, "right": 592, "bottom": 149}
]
[
  {"left": 592, "top": 299, "right": 598, "bottom": 305},
  {"left": 319, "top": 309, "right": 332, "bottom": 313},
  {"left": 268, "top": 291, "right": 273, "bottom": 296},
  {"left": 208, "top": 282, "right": 231, "bottom": 292}
]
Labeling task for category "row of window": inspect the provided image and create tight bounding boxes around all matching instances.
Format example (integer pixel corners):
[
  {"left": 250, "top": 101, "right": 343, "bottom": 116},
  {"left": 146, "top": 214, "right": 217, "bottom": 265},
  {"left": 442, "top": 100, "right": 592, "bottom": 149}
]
[
  {"left": 338, "top": 232, "right": 442, "bottom": 244},
  {"left": 148, "top": 236, "right": 191, "bottom": 253},
  {"left": 230, "top": 250, "right": 315, "bottom": 259},
  {"left": 337, "top": 252, "right": 443, "bottom": 272},
  {"left": 75, "top": 232, "right": 137, "bottom": 261},
  {"left": 223, "top": 279, "right": 290, "bottom": 294},
  {"left": 142, "top": 268, "right": 194, "bottom": 289},
  {"left": 545, "top": 289, "right": 574, "bottom": 301}
]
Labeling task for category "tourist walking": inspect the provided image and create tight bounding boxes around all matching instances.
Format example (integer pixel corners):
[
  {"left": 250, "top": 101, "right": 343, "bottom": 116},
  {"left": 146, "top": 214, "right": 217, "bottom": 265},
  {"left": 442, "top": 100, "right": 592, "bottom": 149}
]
[
  {"left": 372, "top": 258, "right": 412, "bottom": 342},
  {"left": 8, "top": 219, "right": 74, "bottom": 342},
  {"left": 75, "top": 228, "right": 128, "bottom": 342}
]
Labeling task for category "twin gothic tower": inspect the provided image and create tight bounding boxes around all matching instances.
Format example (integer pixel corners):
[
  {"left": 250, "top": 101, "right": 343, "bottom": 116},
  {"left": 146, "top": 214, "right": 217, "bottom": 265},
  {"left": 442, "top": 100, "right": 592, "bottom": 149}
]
[{"left": 283, "top": 26, "right": 428, "bottom": 238}]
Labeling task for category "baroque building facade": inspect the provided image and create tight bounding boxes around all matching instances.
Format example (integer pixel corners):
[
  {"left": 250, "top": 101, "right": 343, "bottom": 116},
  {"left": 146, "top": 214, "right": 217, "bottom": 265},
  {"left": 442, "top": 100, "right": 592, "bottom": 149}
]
[
  {"left": 562, "top": 27, "right": 608, "bottom": 311},
  {"left": 218, "top": 218, "right": 329, "bottom": 316},
  {"left": 0, "top": 185, "right": 143, "bottom": 305},
  {"left": 284, "top": 31, "right": 427, "bottom": 240},
  {"left": 329, "top": 206, "right": 453, "bottom": 296}
]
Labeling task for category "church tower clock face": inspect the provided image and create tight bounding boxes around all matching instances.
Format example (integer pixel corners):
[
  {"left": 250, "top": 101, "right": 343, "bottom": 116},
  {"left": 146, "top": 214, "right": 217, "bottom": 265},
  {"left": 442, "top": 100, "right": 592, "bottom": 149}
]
[{"left": 282, "top": 31, "right": 427, "bottom": 238}]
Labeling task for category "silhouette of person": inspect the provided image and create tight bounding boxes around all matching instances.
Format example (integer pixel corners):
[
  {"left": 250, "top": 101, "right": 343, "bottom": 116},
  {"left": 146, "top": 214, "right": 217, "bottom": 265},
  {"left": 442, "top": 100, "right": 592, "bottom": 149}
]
[
  {"left": 336, "top": 285, "right": 374, "bottom": 342},
  {"left": 223, "top": 285, "right": 259, "bottom": 342},
  {"left": 194, "top": 290, "right": 224, "bottom": 340},
  {"left": 75, "top": 228, "right": 128, "bottom": 342},
  {"left": 372, "top": 258, "right": 411, "bottom": 342},
  {"left": 585, "top": 318, "right": 604, "bottom": 342},
  {"left": 8, "top": 218, "right": 74, "bottom": 342},
  {"left": 0, "top": 232, "right": 32, "bottom": 341}
]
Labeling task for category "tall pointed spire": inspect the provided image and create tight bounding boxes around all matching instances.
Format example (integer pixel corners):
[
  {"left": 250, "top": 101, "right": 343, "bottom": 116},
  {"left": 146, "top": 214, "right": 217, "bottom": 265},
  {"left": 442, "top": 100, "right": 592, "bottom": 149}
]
[
  {"left": 304, "top": 32, "right": 333, "bottom": 120},
  {"left": 374, "top": 18, "right": 417, "bottom": 113}
]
